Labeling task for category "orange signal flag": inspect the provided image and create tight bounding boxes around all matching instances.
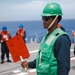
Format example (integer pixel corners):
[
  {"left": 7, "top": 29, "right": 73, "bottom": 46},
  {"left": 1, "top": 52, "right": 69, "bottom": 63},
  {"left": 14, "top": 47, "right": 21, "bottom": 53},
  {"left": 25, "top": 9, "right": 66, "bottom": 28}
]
[{"left": 6, "top": 35, "right": 30, "bottom": 62}]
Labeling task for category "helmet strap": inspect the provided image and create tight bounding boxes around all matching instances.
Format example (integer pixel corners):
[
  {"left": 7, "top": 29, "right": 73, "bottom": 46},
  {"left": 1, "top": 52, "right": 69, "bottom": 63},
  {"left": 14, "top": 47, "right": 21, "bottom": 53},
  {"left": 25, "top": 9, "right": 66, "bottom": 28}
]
[{"left": 47, "top": 15, "right": 58, "bottom": 29}]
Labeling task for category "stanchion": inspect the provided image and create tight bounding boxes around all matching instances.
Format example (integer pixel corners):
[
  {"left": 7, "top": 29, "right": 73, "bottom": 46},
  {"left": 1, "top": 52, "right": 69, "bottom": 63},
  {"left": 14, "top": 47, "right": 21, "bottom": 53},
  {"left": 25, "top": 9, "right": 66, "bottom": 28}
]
[{"left": 72, "top": 31, "right": 75, "bottom": 56}]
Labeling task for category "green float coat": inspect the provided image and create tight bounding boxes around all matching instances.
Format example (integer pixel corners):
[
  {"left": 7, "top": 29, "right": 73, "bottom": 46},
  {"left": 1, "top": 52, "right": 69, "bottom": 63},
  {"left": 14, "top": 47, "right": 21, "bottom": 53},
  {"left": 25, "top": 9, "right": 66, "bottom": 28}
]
[{"left": 36, "top": 28, "right": 67, "bottom": 75}]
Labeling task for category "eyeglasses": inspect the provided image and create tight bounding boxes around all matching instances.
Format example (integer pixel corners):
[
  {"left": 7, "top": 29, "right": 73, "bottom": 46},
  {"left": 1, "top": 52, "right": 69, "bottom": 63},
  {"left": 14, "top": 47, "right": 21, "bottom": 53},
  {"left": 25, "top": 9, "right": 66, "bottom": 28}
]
[
  {"left": 42, "top": 16, "right": 51, "bottom": 21},
  {"left": 42, "top": 16, "right": 55, "bottom": 21}
]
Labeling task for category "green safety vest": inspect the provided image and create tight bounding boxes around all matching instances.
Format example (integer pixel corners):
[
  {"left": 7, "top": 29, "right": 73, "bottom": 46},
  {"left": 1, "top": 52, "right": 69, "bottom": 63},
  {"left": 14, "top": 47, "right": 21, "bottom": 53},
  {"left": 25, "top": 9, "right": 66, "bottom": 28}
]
[{"left": 36, "top": 28, "right": 67, "bottom": 75}]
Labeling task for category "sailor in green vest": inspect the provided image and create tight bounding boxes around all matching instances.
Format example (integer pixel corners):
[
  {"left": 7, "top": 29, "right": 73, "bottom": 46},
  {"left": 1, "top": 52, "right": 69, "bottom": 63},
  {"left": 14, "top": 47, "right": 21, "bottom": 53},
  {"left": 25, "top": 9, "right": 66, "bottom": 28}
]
[{"left": 21, "top": 2, "right": 71, "bottom": 75}]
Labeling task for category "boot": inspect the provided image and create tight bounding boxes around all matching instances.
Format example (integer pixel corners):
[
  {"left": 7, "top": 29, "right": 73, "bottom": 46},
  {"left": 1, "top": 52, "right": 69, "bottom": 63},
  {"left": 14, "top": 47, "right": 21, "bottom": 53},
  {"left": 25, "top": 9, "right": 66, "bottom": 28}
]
[
  {"left": 1, "top": 60, "right": 4, "bottom": 64},
  {"left": 7, "top": 58, "right": 12, "bottom": 62}
]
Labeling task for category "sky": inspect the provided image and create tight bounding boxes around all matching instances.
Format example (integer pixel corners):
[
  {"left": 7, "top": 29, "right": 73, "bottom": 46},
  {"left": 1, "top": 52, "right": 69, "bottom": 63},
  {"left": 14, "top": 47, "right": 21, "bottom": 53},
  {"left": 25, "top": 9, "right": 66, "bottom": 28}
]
[{"left": 0, "top": 0, "right": 75, "bottom": 21}]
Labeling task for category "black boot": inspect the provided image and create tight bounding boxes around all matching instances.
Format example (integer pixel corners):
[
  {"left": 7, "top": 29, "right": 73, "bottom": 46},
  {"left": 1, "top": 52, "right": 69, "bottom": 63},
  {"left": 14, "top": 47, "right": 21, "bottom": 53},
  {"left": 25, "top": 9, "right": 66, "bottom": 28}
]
[
  {"left": 7, "top": 59, "right": 12, "bottom": 62},
  {"left": 1, "top": 60, "right": 4, "bottom": 64},
  {"left": 7, "top": 58, "right": 12, "bottom": 62}
]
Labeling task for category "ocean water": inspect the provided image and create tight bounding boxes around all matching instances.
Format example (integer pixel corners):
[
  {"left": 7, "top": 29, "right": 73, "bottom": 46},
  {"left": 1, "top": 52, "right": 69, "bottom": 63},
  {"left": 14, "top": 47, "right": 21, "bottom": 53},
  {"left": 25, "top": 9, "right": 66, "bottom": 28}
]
[{"left": 0, "top": 19, "right": 75, "bottom": 43}]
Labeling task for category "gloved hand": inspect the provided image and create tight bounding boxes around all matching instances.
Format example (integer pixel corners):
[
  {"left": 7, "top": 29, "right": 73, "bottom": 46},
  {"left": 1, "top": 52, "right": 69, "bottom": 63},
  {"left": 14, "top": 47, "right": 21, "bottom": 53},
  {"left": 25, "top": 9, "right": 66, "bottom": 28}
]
[{"left": 21, "top": 61, "right": 28, "bottom": 69}]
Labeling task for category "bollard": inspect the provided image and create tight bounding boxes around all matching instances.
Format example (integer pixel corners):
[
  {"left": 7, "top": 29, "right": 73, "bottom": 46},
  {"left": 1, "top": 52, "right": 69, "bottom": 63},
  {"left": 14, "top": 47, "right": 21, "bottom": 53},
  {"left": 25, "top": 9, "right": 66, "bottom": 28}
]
[{"left": 30, "top": 38, "right": 33, "bottom": 43}]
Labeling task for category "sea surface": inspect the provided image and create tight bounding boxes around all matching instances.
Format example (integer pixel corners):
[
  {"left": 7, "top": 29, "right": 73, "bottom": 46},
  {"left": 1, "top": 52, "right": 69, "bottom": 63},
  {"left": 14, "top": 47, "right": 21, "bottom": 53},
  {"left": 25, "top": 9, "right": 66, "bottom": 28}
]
[{"left": 0, "top": 19, "right": 75, "bottom": 43}]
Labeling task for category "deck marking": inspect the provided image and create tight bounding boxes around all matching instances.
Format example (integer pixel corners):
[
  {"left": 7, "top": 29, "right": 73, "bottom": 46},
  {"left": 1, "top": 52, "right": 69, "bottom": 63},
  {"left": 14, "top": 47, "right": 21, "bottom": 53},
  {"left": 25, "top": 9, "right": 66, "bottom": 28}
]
[{"left": 28, "top": 69, "right": 36, "bottom": 72}]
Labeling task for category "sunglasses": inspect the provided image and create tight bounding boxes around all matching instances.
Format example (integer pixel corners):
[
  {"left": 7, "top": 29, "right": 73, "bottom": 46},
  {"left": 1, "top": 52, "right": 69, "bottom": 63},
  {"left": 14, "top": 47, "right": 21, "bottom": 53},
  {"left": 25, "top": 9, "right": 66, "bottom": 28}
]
[{"left": 42, "top": 16, "right": 55, "bottom": 21}]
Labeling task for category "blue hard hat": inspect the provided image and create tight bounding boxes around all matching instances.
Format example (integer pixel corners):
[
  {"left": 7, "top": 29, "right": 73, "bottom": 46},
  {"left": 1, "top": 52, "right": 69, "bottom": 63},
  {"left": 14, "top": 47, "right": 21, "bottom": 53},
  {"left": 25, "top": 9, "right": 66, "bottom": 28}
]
[
  {"left": 2, "top": 26, "right": 7, "bottom": 31},
  {"left": 19, "top": 24, "right": 23, "bottom": 28}
]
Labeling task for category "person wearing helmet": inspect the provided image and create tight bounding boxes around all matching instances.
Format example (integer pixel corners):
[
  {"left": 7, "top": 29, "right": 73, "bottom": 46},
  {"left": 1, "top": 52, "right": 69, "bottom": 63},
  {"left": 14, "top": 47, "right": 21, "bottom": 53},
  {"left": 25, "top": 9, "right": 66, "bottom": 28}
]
[
  {"left": 16, "top": 24, "right": 26, "bottom": 43},
  {"left": 58, "top": 23, "right": 65, "bottom": 31},
  {"left": 21, "top": 2, "right": 71, "bottom": 75},
  {"left": 0, "top": 26, "right": 12, "bottom": 64},
  {"left": 72, "top": 31, "right": 75, "bottom": 56}
]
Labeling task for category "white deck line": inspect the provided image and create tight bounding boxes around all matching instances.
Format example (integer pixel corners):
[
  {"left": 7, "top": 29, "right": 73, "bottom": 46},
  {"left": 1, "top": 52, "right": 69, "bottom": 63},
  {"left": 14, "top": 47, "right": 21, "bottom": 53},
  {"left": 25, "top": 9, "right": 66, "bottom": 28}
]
[
  {"left": 71, "top": 48, "right": 74, "bottom": 51},
  {"left": 70, "top": 57, "right": 75, "bottom": 61},
  {"left": 29, "top": 50, "right": 38, "bottom": 54}
]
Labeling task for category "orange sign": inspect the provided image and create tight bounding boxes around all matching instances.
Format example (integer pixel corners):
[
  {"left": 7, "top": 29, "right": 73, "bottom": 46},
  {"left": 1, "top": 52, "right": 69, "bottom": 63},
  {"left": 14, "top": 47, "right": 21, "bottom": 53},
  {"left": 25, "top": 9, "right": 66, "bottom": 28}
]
[{"left": 6, "top": 35, "right": 30, "bottom": 62}]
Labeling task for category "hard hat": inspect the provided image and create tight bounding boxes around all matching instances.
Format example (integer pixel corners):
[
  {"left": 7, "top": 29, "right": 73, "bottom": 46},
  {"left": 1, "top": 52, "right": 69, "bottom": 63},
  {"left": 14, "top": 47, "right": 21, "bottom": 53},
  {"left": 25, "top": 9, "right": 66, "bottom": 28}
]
[
  {"left": 41, "top": 2, "right": 63, "bottom": 16},
  {"left": 2, "top": 26, "right": 7, "bottom": 31},
  {"left": 19, "top": 24, "right": 23, "bottom": 28}
]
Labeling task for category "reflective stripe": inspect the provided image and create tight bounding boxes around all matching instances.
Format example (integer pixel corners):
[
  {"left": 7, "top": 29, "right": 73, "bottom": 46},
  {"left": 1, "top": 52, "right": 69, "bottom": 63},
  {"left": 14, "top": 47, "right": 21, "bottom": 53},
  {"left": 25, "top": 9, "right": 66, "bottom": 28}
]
[
  {"left": 46, "top": 35, "right": 55, "bottom": 46},
  {"left": 1, "top": 31, "right": 10, "bottom": 41},
  {"left": 41, "top": 36, "right": 45, "bottom": 43},
  {"left": 39, "top": 51, "right": 42, "bottom": 66},
  {"left": 17, "top": 29, "right": 25, "bottom": 36}
]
